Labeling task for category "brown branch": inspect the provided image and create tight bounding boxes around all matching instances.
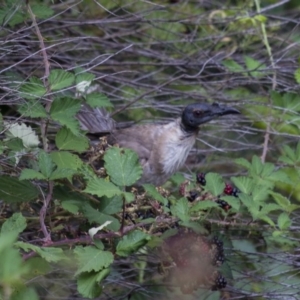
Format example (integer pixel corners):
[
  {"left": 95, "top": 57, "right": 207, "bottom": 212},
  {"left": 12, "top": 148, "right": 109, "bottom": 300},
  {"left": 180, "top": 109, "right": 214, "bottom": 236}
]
[{"left": 39, "top": 181, "right": 54, "bottom": 244}]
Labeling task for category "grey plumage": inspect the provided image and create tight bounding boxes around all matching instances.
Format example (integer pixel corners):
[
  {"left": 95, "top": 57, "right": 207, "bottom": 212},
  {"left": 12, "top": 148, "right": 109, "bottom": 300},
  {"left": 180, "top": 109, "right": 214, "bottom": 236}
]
[{"left": 77, "top": 103, "right": 240, "bottom": 186}]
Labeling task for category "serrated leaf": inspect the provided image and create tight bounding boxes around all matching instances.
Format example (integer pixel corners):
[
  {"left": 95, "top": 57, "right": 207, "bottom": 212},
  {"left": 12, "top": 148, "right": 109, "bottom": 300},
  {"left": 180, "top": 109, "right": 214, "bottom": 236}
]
[
  {"left": 50, "top": 151, "right": 83, "bottom": 170},
  {"left": 74, "top": 246, "right": 113, "bottom": 276},
  {"left": 82, "top": 204, "right": 120, "bottom": 231},
  {"left": 31, "top": 4, "right": 54, "bottom": 18},
  {"left": 205, "top": 172, "right": 225, "bottom": 196},
  {"left": 84, "top": 177, "right": 121, "bottom": 198},
  {"left": 123, "top": 191, "right": 135, "bottom": 203},
  {"left": 170, "top": 197, "right": 189, "bottom": 222},
  {"left": 259, "top": 215, "right": 275, "bottom": 227},
  {"left": 269, "top": 191, "right": 290, "bottom": 209},
  {"left": 16, "top": 242, "right": 66, "bottom": 262},
  {"left": 18, "top": 100, "right": 48, "bottom": 118},
  {"left": 143, "top": 184, "right": 168, "bottom": 205},
  {"left": 49, "top": 70, "right": 75, "bottom": 91},
  {"left": 250, "top": 155, "right": 263, "bottom": 176},
  {"left": 19, "top": 169, "right": 46, "bottom": 180},
  {"left": 252, "top": 185, "right": 269, "bottom": 202},
  {"left": 104, "top": 147, "right": 143, "bottom": 186},
  {"left": 50, "top": 97, "right": 81, "bottom": 134},
  {"left": 55, "top": 127, "right": 89, "bottom": 152},
  {"left": 235, "top": 157, "right": 251, "bottom": 169},
  {"left": 98, "top": 195, "right": 123, "bottom": 215},
  {"left": 116, "top": 230, "right": 150, "bottom": 257},
  {"left": 4, "top": 122, "right": 40, "bottom": 148},
  {"left": 189, "top": 200, "right": 218, "bottom": 212},
  {"left": 231, "top": 176, "right": 254, "bottom": 194},
  {"left": 77, "top": 269, "right": 109, "bottom": 298},
  {"left": 49, "top": 168, "right": 76, "bottom": 180},
  {"left": 86, "top": 93, "right": 113, "bottom": 108},
  {"left": 0, "top": 176, "right": 39, "bottom": 203},
  {"left": 0, "top": 213, "right": 27, "bottom": 235},
  {"left": 19, "top": 77, "right": 46, "bottom": 100},
  {"left": 76, "top": 72, "right": 95, "bottom": 85},
  {"left": 38, "top": 151, "right": 55, "bottom": 178},
  {"left": 294, "top": 68, "right": 300, "bottom": 84},
  {"left": 259, "top": 203, "right": 281, "bottom": 215},
  {"left": 268, "top": 170, "right": 290, "bottom": 184}
]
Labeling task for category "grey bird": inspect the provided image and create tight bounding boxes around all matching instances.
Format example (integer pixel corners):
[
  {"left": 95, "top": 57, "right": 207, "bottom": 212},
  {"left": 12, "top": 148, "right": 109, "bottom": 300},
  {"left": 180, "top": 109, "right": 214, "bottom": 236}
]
[{"left": 77, "top": 103, "right": 240, "bottom": 186}]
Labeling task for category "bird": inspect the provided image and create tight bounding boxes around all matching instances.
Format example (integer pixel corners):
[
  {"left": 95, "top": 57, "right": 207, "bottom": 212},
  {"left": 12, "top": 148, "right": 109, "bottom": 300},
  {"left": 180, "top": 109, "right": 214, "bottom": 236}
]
[{"left": 77, "top": 103, "right": 240, "bottom": 186}]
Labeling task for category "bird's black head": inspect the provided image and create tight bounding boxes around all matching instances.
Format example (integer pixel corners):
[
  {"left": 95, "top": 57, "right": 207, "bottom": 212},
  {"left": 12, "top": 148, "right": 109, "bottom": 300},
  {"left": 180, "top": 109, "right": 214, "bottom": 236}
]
[{"left": 181, "top": 102, "right": 240, "bottom": 132}]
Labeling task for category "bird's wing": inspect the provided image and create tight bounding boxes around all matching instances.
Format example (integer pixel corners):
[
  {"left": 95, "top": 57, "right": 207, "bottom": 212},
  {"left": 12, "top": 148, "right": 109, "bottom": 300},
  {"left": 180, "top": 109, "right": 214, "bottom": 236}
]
[
  {"left": 109, "top": 124, "right": 162, "bottom": 164},
  {"left": 77, "top": 104, "right": 115, "bottom": 133}
]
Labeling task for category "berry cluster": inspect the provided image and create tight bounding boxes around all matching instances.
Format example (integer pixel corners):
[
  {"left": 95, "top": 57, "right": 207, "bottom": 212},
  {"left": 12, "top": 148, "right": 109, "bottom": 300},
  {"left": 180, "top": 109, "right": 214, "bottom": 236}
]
[
  {"left": 211, "top": 272, "right": 227, "bottom": 291},
  {"left": 196, "top": 172, "right": 206, "bottom": 186},
  {"left": 187, "top": 190, "right": 199, "bottom": 202},
  {"left": 216, "top": 199, "right": 232, "bottom": 211},
  {"left": 224, "top": 183, "right": 239, "bottom": 197},
  {"left": 211, "top": 236, "right": 225, "bottom": 266}
]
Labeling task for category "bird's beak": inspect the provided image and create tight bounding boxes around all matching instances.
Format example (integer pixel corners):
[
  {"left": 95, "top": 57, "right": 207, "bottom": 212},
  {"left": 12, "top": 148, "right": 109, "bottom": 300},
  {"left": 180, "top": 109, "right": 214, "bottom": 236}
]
[{"left": 211, "top": 103, "right": 240, "bottom": 116}]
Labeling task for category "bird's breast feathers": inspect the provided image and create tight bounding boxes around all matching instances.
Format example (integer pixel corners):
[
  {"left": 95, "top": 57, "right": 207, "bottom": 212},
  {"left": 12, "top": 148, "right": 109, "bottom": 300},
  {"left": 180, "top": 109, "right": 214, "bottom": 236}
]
[{"left": 157, "top": 121, "right": 197, "bottom": 176}]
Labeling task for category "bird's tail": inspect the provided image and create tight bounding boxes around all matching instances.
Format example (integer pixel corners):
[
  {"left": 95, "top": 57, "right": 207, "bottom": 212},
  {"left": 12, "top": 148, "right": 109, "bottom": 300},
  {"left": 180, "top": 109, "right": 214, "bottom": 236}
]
[{"left": 77, "top": 104, "right": 115, "bottom": 134}]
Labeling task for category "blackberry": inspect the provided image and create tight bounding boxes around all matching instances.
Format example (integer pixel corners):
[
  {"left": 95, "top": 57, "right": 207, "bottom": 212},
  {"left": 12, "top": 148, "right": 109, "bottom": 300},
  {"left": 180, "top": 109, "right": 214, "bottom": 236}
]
[
  {"left": 187, "top": 190, "right": 199, "bottom": 202},
  {"left": 196, "top": 173, "right": 206, "bottom": 186},
  {"left": 211, "top": 273, "right": 227, "bottom": 291},
  {"left": 232, "top": 187, "right": 240, "bottom": 197},
  {"left": 211, "top": 236, "right": 223, "bottom": 249},
  {"left": 216, "top": 200, "right": 232, "bottom": 211}
]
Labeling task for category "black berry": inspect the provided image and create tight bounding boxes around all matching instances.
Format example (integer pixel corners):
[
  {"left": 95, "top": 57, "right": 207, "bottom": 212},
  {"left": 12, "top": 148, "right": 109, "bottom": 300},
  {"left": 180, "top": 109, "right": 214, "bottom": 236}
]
[
  {"left": 197, "top": 173, "right": 206, "bottom": 186},
  {"left": 211, "top": 273, "right": 227, "bottom": 290},
  {"left": 187, "top": 190, "right": 198, "bottom": 202}
]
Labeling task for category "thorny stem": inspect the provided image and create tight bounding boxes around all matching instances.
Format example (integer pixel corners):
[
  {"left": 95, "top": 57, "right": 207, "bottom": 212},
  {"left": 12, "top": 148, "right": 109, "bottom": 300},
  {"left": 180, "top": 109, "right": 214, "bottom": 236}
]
[
  {"left": 254, "top": 0, "right": 276, "bottom": 163},
  {"left": 39, "top": 181, "right": 54, "bottom": 244},
  {"left": 27, "top": 3, "right": 54, "bottom": 242}
]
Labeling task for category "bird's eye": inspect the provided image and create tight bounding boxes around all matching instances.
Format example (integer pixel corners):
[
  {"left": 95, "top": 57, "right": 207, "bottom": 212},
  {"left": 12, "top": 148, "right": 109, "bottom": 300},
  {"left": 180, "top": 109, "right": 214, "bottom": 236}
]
[{"left": 193, "top": 110, "right": 203, "bottom": 117}]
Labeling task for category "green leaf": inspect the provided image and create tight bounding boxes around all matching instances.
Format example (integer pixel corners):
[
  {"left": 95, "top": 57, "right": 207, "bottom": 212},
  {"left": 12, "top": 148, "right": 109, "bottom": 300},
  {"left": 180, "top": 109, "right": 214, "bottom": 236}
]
[
  {"left": 39, "top": 150, "right": 55, "bottom": 178},
  {"left": 205, "top": 172, "right": 225, "bottom": 196},
  {"left": 49, "top": 168, "right": 76, "bottom": 180},
  {"left": 116, "top": 230, "right": 150, "bottom": 257},
  {"left": 252, "top": 185, "right": 270, "bottom": 202},
  {"left": 55, "top": 127, "right": 89, "bottom": 152},
  {"left": 244, "top": 56, "right": 266, "bottom": 78},
  {"left": 170, "top": 197, "right": 189, "bottom": 222},
  {"left": 98, "top": 195, "right": 123, "bottom": 215},
  {"left": 84, "top": 177, "right": 121, "bottom": 198},
  {"left": 269, "top": 191, "right": 290, "bottom": 210},
  {"left": 19, "top": 169, "right": 46, "bottom": 180},
  {"left": 222, "top": 59, "right": 244, "bottom": 73},
  {"left": 77, "top": 269, "right": 109, "bottom": 298},
  {"left": 0, "top": 213, "right": 27, "bottom": 235},
  {"left": 189, "top": 200, "right": 218, "bottom": 212},
  {"left": 11, "top": 287, "right": 39, "bottom": 300},
  {"left": 18, "top": 100, "right": 48, "bottom": 118},
  {"left": 31, "top": 4, "right": 54, "bottom": 18},
  {"left": 82, "top": 204, "right": 121, "bottom": 231},
  {"left": 76, "top": 72, "right": 95, "bottom": 85},
  {"left": 123, "top": 191, "right": 135, "bottom": 203},
  {"left": 250, "top": 155, "right": 263, "bottom": 176},
  {"left": 74, "top": 246, "right": 114, "bottom": 276},
  {"left": 50, "top": 97, "right": 81, "bottom": 134},
  {"left": 5, "top": 137, "right": 24, "bottom": 151},
  {"left": 294, "top": 68, "right": 300, "bottom": 84},
  {"left": 86, "top": 93, "right": 113, "bottom": 108},
  {"left": 4, "top": 122, "right": 40, "bottom": 148},
  {"left": 16, "top": 242, "right": 66, "bottom": 263},
  {"left": 104, "top": 147, "right": 143, "bottom": 186},
  {"left": 231, "top": 176, "right": 254, "bottom": 194},
  {"left": 235, "top": 157, "right": 251, "bottom": 169},
  {"left": 143, "top": 184, "right": 168, "bottom": 205},
  {"left": 0, "top": 176, "right": 39, "bottom": 203},
  {"left": 19, "top": 77, "right": 46, "bottom": 100},
  {"left": 50, "top": 151, "right": 83, "bottom": 170},
  {"left": 49, "top": 70, "right": 75, "bottom": 91}
]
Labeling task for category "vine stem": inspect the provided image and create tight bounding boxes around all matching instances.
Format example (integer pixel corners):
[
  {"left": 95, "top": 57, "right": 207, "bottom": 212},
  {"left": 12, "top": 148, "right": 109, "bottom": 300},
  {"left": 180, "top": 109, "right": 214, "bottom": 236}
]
[{"left": 254, "top": 0, "right": 277, "bottom": 163}]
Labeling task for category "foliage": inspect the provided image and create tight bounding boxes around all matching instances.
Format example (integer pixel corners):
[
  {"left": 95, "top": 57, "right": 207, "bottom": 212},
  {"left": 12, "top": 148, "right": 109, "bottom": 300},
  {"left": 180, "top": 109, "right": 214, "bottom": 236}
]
[{"left": 1, "top": 0, "right": 300, "bottom": 299}]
